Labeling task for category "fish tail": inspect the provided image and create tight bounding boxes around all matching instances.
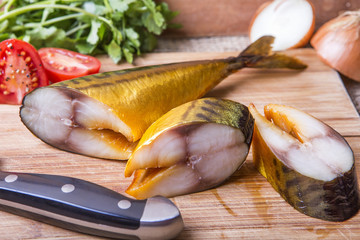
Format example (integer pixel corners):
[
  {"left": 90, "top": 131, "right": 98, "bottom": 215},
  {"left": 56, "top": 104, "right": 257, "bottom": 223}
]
[{"left": 229, "top": 36, "right": 307, "bottom": 70}]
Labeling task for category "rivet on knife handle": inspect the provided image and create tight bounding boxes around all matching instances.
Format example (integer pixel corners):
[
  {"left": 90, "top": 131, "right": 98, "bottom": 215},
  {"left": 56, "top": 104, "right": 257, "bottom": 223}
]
[{"left": 0, "top": 171, "right": 184, "bottom": 239}]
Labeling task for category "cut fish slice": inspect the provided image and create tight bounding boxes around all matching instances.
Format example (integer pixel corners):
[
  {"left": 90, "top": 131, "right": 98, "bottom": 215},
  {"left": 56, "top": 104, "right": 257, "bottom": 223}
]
[
  {"left": 249, "top": 103, "right": 359, "bottom": 221},
  {"left": 20, "top": 87, "right": 137, "bottom": 159},
  {"left": 125, "top": 98, "right": 254, "bottom": 199}
]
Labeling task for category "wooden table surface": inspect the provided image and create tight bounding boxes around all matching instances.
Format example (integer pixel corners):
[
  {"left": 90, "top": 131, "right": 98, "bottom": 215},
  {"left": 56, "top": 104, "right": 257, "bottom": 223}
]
[{"left": 1, "top": 49, "right": 360, "bottom": 239}]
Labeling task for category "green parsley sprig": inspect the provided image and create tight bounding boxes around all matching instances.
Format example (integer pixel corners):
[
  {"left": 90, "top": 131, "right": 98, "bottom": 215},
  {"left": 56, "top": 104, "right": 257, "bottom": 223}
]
[{"left": 0, "top": 0, "right": 179, "bottom": 63}]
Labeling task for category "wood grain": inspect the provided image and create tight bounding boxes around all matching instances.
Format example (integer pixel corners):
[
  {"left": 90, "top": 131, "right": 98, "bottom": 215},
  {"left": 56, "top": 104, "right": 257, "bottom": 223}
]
[
  {"left": 161, "top": 0, "right": 360, "bottom": 37},
  {"left": 0, "top": 49, "right": 360, "bottom": 239}
]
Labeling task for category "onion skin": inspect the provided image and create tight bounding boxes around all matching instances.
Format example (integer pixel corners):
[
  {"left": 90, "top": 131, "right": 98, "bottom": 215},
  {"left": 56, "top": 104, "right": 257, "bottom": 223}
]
[
  {"left": 311, "top": 11, "right": 360, "bottom": 81},
  {"left": 249, "top": 0, "right": 315, "bottom": 50}
]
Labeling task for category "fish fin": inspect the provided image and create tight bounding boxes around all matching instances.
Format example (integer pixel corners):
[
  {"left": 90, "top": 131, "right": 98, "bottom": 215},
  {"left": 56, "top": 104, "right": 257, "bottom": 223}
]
[
  {"left": 234, "top": 36, "right": 307, "bottom": 70},
  {"left": 249, "top": 53, "right": 308, "bottom": 70},
  {"left": 240, "top": 35, "right": 275, "bottom": 57}
]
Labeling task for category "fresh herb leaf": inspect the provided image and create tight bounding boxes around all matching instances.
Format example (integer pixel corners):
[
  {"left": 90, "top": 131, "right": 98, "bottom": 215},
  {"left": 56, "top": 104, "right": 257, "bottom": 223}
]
[
  {"left": 139, "top": 29, "right": 157, "bottom": 52},
  {"left": 109, "top": 0, "right": 136, "bottom": 13},
  {"left": 87, "top": 20, "right": 102, "bottom": 45},
  {"left": 125, "top": 28, "right": 140, "bottom": 48},
  {"left": 105, "top": 39, "right": 122, "bottom": 63},
  {"left": 123, "top": 45, "right": 133, "bottom": 63},
  {"left": 76, "top": 39, "right": 97, "bottom": 55},
  {"left": 0, "top": 0, "right": 179, "bottom": 63}
]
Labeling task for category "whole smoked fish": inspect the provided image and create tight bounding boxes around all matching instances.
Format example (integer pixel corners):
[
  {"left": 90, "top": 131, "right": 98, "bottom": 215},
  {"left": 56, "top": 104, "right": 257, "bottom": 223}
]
[{"left": 20, "top": 36, "right": 307, "bottom": 160}]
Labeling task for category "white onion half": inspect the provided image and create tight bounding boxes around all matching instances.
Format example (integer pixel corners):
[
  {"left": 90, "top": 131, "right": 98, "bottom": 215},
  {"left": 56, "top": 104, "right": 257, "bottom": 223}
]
[{"left": 249, "top": 0, "right": 315, "bottom": 51}]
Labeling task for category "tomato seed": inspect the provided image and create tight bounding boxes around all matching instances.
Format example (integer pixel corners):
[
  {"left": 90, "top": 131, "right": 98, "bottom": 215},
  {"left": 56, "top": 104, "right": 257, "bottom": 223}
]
[
  {"left": 31, "top": 77, "right": 38, "bottom": 82},
  {"left": 3, "top": 90, "right": 9, "bottom": 95},
  {"left": 25, "top": 57, "right": 31, "bottom": 62}
]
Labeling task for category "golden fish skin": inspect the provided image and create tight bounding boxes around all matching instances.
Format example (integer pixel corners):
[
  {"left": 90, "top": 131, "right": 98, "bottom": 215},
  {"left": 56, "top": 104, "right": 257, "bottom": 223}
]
[
  {"left": 52, "top": 61, "right": 231, "bottom": 142},
  {"left": 20, "top": 36, "right": 306, "bottom": 160},
  {"left": 250, "top": 104, "right": 359, "bottom": 221},
  {"left": 125, "top": 98, "right": 254, "bottom": 199},
  {"left": 52, "top": 36, "right": 305, "bottom": 143}
]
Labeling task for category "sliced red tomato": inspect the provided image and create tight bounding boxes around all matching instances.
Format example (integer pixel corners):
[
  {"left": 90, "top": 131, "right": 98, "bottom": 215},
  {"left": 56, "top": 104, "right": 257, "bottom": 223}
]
[
  {"left": 38, "top": 48, "right": 101, "bottom": 83},
  {"left": 0, "top": 39, "right": 49, "bottom": 105}
]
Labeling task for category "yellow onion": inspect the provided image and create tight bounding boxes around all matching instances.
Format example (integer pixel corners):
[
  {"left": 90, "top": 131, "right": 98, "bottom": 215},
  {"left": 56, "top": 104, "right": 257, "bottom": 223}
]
[{"left": 311, "top": 10, "right": 360, "bottom": 81}]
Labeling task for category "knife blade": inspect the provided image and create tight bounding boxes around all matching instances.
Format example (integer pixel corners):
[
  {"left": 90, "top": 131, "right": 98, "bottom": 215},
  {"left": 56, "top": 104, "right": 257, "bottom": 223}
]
[{"left": 0, "top": 171, "right": 184, "bottom": 239}]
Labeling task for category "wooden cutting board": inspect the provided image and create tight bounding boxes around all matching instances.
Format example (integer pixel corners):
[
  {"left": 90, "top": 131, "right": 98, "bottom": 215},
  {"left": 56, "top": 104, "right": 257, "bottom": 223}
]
[{"left": 1, "top": 49, "right": 360, "bottom": 239}]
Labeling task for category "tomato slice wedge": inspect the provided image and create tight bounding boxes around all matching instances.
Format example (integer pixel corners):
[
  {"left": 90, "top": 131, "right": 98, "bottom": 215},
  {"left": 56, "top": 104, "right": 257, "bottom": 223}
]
[
  {"left": 38, "top": 48, "right": 101, "bottom": 83},
  {"left": 0, "top": 39, "right": 49, "bottom": 105}
]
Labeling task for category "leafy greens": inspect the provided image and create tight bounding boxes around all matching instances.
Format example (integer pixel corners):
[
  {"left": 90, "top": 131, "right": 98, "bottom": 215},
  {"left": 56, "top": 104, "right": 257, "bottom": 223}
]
[{"left": 0, "top": 0, "right": 178, "bottom": 63}]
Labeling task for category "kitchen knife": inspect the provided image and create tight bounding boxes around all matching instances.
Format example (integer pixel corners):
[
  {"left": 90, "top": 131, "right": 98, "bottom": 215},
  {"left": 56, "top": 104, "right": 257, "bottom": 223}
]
[{"left": 0, "top": 171, "right": 184, "bottom": 239}]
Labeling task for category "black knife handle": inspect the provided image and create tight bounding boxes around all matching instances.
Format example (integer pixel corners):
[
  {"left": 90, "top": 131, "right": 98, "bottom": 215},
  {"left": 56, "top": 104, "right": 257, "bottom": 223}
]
[{"left": 0, "top": 171, "right": 183, "bottom": 239}]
